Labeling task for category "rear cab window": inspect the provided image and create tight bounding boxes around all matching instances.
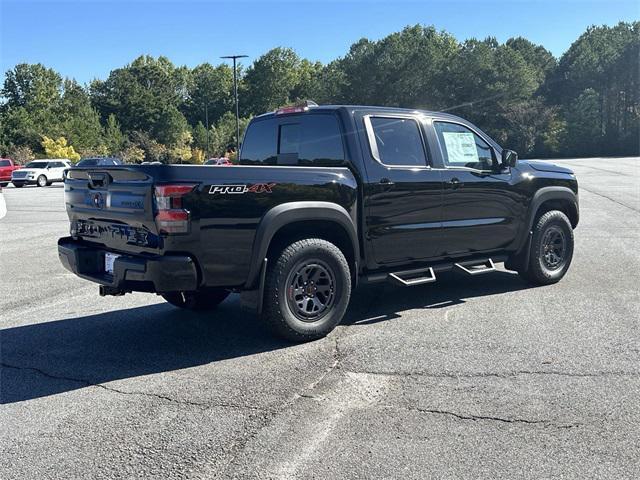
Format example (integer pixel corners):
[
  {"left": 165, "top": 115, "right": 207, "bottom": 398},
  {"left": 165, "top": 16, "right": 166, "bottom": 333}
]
[{"left": 240, "top": 113, "right": 345, "bottom": 166}]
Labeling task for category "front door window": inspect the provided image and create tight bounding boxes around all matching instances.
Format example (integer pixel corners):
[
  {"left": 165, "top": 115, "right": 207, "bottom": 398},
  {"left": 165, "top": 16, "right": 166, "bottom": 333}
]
[{"left": 434, "top": 122, "right": 495, "bottom": 171}]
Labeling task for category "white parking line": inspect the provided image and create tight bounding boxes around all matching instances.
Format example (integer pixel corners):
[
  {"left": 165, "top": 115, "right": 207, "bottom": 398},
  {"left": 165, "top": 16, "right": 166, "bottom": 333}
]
[{"left": 0, "top": 191, "right": 7, "bottom": 219}]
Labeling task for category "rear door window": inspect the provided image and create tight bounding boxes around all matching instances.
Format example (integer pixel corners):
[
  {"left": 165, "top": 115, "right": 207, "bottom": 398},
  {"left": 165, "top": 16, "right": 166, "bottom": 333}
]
[
  {"left": 367, "top": 117, "right": 428, "bottom": 167},
  {"left": 0, "top": 160, "right": 10, "bottom": 166}
]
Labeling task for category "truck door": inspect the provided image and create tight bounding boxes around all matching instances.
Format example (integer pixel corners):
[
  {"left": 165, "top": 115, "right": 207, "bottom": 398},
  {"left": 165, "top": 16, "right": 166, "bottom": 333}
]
[
  {"left": 429, "top": 120, "right": 523, "bottom": 256},
  {"left": 358, "top": 113, "right": 443, "bottom": 266}
]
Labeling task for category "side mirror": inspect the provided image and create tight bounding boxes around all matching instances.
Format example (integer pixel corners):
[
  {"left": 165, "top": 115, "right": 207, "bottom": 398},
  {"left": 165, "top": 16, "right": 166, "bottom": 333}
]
[{"left": 501, "top": 149, "right": 518, "bottom": 168}]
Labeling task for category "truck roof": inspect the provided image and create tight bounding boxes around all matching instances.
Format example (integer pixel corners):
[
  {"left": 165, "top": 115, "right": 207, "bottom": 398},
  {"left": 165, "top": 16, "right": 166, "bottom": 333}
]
[{"left": 254, "top": 104, "right": 467, "bottom": 123}]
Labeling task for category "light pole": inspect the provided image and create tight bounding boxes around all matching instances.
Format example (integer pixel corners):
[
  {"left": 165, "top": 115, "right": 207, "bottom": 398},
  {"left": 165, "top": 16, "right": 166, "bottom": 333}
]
[{"left": 221, "top": 54, "right": 248, "bottom": 152}]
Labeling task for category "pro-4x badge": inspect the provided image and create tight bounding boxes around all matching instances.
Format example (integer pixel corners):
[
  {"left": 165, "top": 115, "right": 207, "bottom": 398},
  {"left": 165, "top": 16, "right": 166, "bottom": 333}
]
[{"left": 208, "top": 183, "right": 276, "bottom": 195}]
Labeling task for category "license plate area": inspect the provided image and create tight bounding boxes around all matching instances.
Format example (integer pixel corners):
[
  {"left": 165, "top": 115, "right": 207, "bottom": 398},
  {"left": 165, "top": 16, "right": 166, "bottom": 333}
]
[{"left": 104, "top": 252, "right": 121, "bottom": 275}]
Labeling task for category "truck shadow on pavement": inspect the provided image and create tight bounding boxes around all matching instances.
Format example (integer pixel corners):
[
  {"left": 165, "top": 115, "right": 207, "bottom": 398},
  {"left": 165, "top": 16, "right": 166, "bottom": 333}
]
[{"left": 1, "top": 271, "right": 529, "bottom": 404}]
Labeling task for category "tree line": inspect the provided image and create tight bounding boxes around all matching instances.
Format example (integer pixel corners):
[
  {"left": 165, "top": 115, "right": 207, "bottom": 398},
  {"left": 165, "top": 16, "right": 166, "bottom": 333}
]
[{"left": 0, "top": 22, "right": 637, "bottom": 163}]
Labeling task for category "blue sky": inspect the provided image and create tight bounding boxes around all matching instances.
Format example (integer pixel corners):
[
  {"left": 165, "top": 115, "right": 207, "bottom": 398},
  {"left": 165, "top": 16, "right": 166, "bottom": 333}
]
[{"left": 1, "top": 0, "right": 638, "bottom": 84}]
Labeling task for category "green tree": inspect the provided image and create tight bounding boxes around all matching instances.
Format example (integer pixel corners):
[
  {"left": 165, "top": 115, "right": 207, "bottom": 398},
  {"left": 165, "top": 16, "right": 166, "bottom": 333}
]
[
  {"left": 104, "top": 114, "right": 125, "bottom": 154},
  {"left": 210, "top": 111, "right": 251, "bottom": 156},
  {"left": 192, "top": 120, "right": 214, "bottom": 155},
  {"left": 444, "top": 37, "right": 552, "bottom": 155},
  {"left": 129, "top": 131, "right": 167, "bottom": 163},
  {"left": 563, "top": 88, "right": 602, "bottom": 156},
  {"left": 185, "top": 63, "right": 234, "bottom": 127},
  {"left": 2, "top": 63, "right": 62, "bottom": 110},
  {"left": 242, "top": 48, "right": 307, "bottom": 114},
  {"left": 154, "top": 104, "right": 190, "bottom": 145},
  {"left": 90, "top": 55, "right": 187, "bottom": 140},
  {"left": 335, "top": 26, "right": 459, "bottom": 109},
  {"left": 549, "top": 22, "right": 639, "bottom": 155},
  {"left": 1, "top": 63, "right": 63, "bottom": 150},
  {"left": 58, "top": 79, "right": 104, "bottom": 155}
]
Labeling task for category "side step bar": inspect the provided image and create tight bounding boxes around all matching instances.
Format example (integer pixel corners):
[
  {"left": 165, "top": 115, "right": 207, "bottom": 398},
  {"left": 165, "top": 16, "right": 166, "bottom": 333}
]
[
  {"left": 454, "top": 258, "right": 496, "bottom": 276},
  {"left": 388, "top": 267, "right": 436, "bottom": 287},
  {"left": 382, "top": 258, "right": 497, "bottom": 287}
]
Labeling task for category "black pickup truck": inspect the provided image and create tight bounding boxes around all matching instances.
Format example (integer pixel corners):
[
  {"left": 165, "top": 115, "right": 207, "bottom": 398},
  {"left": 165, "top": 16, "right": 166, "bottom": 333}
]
[{"left": 58, "top": 104, "right": 579, "bottom": 341}]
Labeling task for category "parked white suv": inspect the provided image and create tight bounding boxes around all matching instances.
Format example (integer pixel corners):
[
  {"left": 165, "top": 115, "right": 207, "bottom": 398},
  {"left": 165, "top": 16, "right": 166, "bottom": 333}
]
[{"left": 11, "top": 159, "right": 73, "bottom": 187}]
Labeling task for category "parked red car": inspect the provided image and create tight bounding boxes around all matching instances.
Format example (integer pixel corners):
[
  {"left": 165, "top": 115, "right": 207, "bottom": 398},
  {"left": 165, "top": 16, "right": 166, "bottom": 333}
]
[{"left": 0, "top": 159, "right": 22, "bottom": 186}]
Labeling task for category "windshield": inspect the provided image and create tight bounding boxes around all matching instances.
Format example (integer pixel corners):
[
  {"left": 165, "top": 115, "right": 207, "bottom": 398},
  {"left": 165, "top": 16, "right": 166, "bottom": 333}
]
[{"left": 25, "top": 161, "right": 49, "bottom": 169}]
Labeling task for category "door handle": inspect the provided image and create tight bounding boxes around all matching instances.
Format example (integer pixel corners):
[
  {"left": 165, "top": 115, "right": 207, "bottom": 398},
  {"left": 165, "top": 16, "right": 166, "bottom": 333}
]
[
  {"left": 448, "top": 177, "right": 462, "bottom": 189},
  {"left": 379, "top": 178, "right": 395, "bottom": 191}
]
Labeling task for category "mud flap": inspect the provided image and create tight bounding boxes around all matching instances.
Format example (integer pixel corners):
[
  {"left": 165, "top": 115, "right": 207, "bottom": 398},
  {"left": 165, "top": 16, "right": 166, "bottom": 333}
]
[
  {"left": 240, "top": 258, "right": 268, "bottom": 315},
  {"left": 505, "top": 231, "right": 532, "bottom": 272}
]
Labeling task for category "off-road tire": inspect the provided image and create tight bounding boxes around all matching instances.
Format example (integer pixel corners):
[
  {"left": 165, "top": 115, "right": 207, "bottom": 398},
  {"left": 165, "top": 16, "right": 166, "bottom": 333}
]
[
  {"left": 263, "top": 238, "right": 351, "bottom": 342},
  {"left": 518, "top": 210, "right": 574, "bottom": 285},
  {"left": 162, "top": 288, "right": 230, "bottom": 311}
]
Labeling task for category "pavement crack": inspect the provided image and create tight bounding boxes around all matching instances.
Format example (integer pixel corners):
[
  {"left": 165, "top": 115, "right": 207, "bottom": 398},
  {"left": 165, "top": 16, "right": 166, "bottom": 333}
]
[
  {"left": 1, "top": 362, "right": 267, "bottom": 412},
  {"left": 579, "top": 185, "right": 639, "bottom": 213},
  {"left": 405, "top": 406, "right": 582, "bottom": 429},
  {"left": 346, "top": 369, "right": 637, "bottom": 379}
]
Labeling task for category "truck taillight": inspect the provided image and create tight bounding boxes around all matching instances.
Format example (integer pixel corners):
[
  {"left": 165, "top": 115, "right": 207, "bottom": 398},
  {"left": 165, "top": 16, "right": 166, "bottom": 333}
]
[{"left": 154, "top": 184, "right": 196, "bottom": 234}]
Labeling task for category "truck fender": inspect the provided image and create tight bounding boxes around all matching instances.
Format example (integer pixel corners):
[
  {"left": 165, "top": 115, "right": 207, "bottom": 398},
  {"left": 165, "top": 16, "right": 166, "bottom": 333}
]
[
  {"left": 244, "top": 201, "right": 359, "bottom": 290},
  {"left": 508, "top": 186, "right": 578, "bottom": 271}
]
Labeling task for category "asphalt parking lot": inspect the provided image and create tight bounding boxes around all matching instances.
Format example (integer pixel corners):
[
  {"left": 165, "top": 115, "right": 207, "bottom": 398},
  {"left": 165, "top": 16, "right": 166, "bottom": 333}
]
[{"left": 1, "top": 157, "right": 639, "bottom": 479}]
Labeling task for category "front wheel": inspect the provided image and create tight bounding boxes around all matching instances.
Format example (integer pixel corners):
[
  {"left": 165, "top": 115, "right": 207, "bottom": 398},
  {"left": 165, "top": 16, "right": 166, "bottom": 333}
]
[
  {"left": 37, "top": 175, "right": 47, "bottom": 187},
  {"left": 518, "top": 210, "right": 574, "bottom": 285},
  {"left": 12, "top": 182, "right": 24, "bottom": 188},
  {"left": 162, "top": 288, "right": 230, "bottom": 311},
  {"left": 263, "top": 238, "right": 351, "bottom": 342}
]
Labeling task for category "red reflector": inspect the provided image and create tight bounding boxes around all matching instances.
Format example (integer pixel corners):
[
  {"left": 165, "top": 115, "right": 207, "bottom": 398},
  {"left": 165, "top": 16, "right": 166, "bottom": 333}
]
[{"left": 156, "top": 210, "right": 188, "bottom": 222}]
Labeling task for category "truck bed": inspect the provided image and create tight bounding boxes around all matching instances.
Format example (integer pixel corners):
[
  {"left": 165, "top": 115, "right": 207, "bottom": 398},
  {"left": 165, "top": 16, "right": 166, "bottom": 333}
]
[{"left": 63, "top": 164, "right": 358, "bottom": 287}]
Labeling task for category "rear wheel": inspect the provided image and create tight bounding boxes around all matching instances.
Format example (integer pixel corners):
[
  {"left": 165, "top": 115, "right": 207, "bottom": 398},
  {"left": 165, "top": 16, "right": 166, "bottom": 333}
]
[
  {"left": 263, "top": 238, "right": 351, "bottom": 342},
  {"left": 162, "top": 288, "right": 230, "bottom": 311},
  {"left": 37, "top": 175, "right": 47, "bottom": 187},
  {"left": 518, "top": 210, "right": 574, "bottom": 285}
]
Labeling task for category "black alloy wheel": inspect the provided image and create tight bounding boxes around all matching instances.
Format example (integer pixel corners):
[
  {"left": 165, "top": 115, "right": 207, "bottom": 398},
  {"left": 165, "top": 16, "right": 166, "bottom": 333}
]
[
  {"left": 517, "top": 209, "right": 574, "bottom": 285},
  {"left": 286, "top": 259, "right": 336, "bottom": 322},
  {"left": 540, "top": 225, "right": 567, "bottom": 270}
]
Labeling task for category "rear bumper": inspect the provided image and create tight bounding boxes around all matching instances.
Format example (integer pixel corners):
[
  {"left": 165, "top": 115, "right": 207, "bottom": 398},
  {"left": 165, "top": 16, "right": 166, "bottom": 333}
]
[{"left": 57, "top": 237, "right": 199, "bottom": 293}]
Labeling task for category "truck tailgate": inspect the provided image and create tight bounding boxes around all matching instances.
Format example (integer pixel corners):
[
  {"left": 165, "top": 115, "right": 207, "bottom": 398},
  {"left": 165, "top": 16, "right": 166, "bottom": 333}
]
[{"left": 64, "top": 168, "right": 161, "bottom": 253}]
